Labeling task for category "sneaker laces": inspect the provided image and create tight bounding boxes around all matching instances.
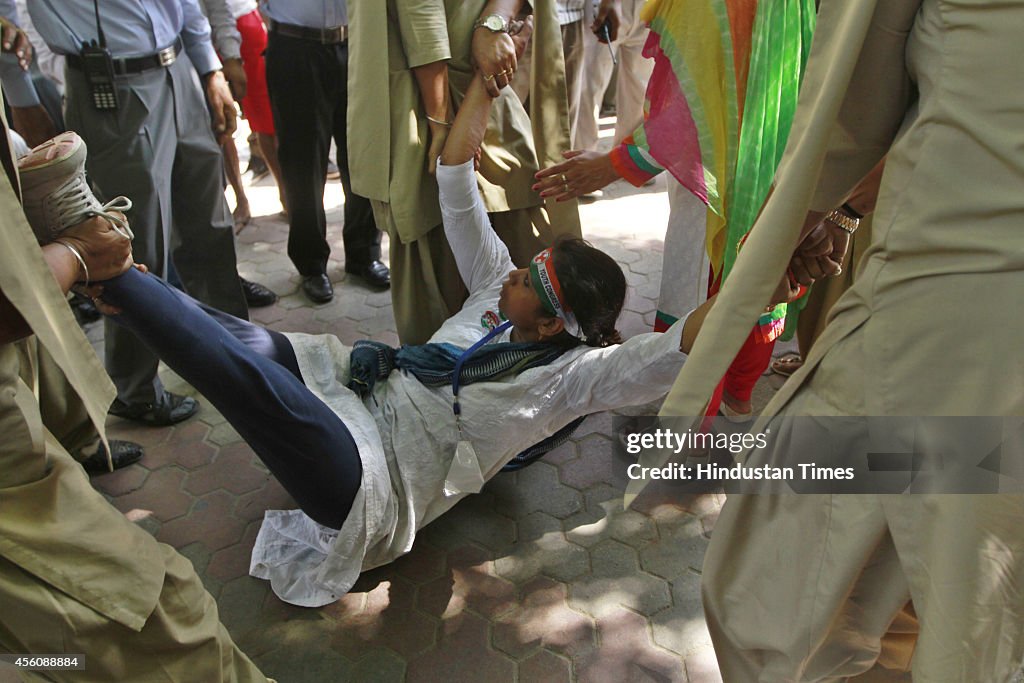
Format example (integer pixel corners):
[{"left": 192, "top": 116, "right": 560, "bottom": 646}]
[{"left": 51, "top": 172, "right": 134, "bottom": 240}]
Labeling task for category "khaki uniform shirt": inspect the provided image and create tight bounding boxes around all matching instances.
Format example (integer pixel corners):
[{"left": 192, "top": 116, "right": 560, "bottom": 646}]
[
  {"left": 349, "top": 0, "right": 580, "bottom": 244},
  {"left": 0, "top": 110, "right": 164, "bottom": 631}
]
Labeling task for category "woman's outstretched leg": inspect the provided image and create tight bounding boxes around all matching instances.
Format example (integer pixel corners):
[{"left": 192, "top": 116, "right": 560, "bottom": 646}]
[{"left": 99, "top": 268, "right": 359, "bottom": 529}]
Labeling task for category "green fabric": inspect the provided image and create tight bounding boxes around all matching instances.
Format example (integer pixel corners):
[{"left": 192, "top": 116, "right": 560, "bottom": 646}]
[{"left": 722, "top": 0, "right": 816, "bottom": 336}]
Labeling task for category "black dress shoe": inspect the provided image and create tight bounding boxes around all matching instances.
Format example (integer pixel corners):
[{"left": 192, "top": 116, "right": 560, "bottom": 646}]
[
  {"left": 302, "top": 273, "right": 334, "bottom": 303},
  {"left": 79, "top": 440, "right": 145, "bottom": 475},
  {"left": 240, "top": 277, "right": 278, "bottom": 307},
  {"left": 345, "top": 260, "right": 391, "bottom": 289},
  {"left": 110, "top": 391, "right": 199, "bottom": 427}
]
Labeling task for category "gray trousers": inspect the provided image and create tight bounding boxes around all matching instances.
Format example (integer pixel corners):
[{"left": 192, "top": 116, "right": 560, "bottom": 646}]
[{"left": 64, "top": 55, "right": 247, "bottom": 404}]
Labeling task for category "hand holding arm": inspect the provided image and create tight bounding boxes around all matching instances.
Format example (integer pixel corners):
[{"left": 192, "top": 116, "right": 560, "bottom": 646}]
[
  {"left": 442, "top": 16, "right": 533, "bottom": 168},
  {"left": 471, "top": 0, "right": 524, "bottom": 96},
  {"left": 0, "top": 214, "right": 133, "bottom": 344},
  {"left": 788, "top": 157, "right": 887, "bottom": 285}
]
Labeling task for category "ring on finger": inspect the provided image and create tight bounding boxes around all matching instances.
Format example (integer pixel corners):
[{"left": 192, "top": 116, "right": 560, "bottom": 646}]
[
  {"left": 833, "top": 265, "right": 843, "bottom": 277},
  {"left": 559, "top": 173, "right": 567, "bottom": 183},
  {"left": 484, "top": 73, "right": 495, "bottom": 81}
]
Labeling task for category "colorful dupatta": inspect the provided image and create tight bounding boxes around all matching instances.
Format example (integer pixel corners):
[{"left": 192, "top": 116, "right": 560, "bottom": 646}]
[{"left": 608, "top": 0, "right": 816, "bottom": 341}]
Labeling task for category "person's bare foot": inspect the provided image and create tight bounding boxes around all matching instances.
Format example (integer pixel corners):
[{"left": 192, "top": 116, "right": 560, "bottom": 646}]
[{"left": 233, "top": 201, "right": 251, "bottom": 233}]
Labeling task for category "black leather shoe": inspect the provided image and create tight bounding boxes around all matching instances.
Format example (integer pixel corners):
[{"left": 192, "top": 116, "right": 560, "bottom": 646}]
[
  {"left": 345, "top": 260, "right": 391, "bottom": 289},
  {"left": 110, "top": 391, "right": 199, "bottom": 426},
  {"left": 302, "top": 273, "right": 334, "bottom": 303},
  {"left": 240, "top": 277, "right": 278, "bottom": 307},
  {"left": 79, "top": 439, "right": 145, "bottom": 475}
]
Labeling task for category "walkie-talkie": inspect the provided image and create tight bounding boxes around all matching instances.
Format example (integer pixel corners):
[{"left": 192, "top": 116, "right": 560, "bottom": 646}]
[
  {"left": 81, "top": 0, "right": 119, "bottom": 110},
  {"left": 81, "top": 41, "right": 119, "bottom": 110}
]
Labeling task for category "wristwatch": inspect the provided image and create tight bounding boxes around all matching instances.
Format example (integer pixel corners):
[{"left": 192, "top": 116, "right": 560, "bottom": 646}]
[
  {"left": 474, "top": 13, "right": 510, "bottom": 33},
  {"left": 824, "top": 208, "right": 859, "bottom": 234}
]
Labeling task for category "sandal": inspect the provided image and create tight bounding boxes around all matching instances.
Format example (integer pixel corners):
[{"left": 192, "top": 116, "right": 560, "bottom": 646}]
[{"left": 771, "top": 352, "right": 803, "bottom": 377}]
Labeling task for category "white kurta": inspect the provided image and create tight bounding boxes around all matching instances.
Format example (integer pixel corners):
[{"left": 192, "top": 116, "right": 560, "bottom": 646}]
[{"left": 251, "top": 159, "right": 691, "bottom": 606}]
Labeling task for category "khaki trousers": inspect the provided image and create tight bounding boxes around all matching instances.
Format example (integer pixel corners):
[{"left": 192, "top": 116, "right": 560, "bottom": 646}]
[
  {"left": 0, "top": 543, "right": 269, "bottom": 683},
  {"left": 0, "top": 342, "right": 270, "bottom": 683},
  {"left": 574, "top": 0, "right": 653, "bottom": 149},
  {"left": 702, "top": 332, "right": 1024, "bottom": 682},
  {"left": 19, "top": 342, "right": 95, "bottom": 458}
]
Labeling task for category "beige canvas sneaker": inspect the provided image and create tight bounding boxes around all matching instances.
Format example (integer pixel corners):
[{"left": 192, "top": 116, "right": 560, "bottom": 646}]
[{"left": 17, "top": 131, "right": 133, "bottom": 243}]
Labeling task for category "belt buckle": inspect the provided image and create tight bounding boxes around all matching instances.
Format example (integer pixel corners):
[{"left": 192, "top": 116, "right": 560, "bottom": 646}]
[
  {"left": 157, "top": 46, "right": 176, "bottom": 66},
  {"left": 320, "top": 25, "right": 344, "bottom": 44}
]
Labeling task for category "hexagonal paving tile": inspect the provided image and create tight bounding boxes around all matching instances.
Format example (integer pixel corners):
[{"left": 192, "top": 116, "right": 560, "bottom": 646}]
[
  {"left": 639, "top": 515, "right": 708, "bottom": 580},
  {"left": 416, "top": 544, "right": 518, "bottom": 621},
  {"left": 568, "top": 539, "right": 672, "bottom": 619},
  {"left": 405, "top": 612, "right": 515, "bottom": 683},
  {"left": 492, "top": 576, "right": 595, "bottom": 660},
  {"left": 575, "top": 606, "right": 686, "bottom": 683}
]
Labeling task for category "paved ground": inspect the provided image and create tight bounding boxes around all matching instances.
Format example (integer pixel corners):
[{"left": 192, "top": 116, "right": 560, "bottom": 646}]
[{"left": 82, "top": 123, "right": 792, "bottom": 682}]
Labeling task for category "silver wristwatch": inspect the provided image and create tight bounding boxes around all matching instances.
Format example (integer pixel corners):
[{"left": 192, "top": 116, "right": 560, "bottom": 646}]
[{"left": 474, "top": 13, "right": 510, "bottom": 33}]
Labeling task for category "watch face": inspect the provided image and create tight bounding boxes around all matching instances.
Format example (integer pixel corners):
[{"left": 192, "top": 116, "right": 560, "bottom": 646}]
[{"left": 483, "top": 14, "right": 507, "bottom": 31}]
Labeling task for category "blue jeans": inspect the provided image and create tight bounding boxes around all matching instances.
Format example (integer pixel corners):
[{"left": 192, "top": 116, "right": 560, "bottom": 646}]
[{"left": 102, "top": 269, "right": 360, "bottom": 529}]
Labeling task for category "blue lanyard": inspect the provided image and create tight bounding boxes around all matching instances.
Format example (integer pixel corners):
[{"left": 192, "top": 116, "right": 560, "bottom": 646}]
[{"left": 452, "top": 320, "right": 512, "bottom": 418}]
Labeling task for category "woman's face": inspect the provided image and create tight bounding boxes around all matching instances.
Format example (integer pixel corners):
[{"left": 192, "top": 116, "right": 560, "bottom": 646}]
[
  {"left": 499, "top": 268, "right": 542, "bottom": 325},
  {"left": 499, "top": 267, "right": 562, "bottom": 340}
]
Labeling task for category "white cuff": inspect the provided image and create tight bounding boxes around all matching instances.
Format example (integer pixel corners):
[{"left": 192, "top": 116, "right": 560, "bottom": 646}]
[{"left": 435, "top": 157, "right": 479, "bottom": 214}]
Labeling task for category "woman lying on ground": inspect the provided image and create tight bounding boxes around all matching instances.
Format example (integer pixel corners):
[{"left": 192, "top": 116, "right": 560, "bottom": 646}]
[{"left": 85, "top": 23, "right": 793, "bottom": 607}]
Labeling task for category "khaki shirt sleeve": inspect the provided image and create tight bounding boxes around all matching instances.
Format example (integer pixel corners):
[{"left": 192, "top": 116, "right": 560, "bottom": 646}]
[
  {"left": 796, "top": 0, "right": 921, "bottom": 211},
  {"left": 396, "top": 0, "right": 452, "bottom": 68}
]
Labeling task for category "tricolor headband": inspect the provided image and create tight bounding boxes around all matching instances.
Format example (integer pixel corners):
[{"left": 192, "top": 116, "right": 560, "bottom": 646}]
[{"left": 529, "top": 248, "right": 581, "bottom": 337}]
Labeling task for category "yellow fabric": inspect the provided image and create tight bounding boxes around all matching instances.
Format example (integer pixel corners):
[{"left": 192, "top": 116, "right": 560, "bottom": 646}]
[{"left": 639, "top": 1, "right": 1024, "bottom": 678}]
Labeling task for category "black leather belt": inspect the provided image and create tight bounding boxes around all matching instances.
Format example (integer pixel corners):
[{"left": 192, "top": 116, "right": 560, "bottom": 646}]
[
  {"left": 67, "top": 37, "right": 182, "bottom": 76},
  {"left": 269, "top": 19, "right": 347, "bottom": 44}
]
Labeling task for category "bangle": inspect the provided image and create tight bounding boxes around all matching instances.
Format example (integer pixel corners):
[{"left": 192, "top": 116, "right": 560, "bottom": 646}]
[
  {"left": 824, "top": 209, "right": 859, "bottom": 235},
  {"left": 54, "top": 239, "right": 89, "bottom": 286},
  {"left": 840, "top": 201, "right": 864, "bottom": 220},
  {"left": 425, "top": 115, "right": 452, "bottom": 127}
]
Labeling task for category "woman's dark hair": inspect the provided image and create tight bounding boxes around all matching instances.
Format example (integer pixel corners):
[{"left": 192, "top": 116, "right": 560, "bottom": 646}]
[{"left": 548, "top": 236, "right": 626, "bottom": 348}]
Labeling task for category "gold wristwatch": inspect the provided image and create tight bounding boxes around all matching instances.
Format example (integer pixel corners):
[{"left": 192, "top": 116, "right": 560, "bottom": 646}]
[{"left": 824, "top": 208, "right": 859, "bottom": 234}]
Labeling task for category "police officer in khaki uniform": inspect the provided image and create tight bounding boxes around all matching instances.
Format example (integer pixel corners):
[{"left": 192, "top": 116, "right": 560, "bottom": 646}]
[
  {"left": 0, "top": 106, "right": 270, "bottom": 683},
  {"left": 639, "top": 1, "right": 1024, "bottom": 679},
  {"left": 349, "top": 0, "right": 582, "bottom": 344}
]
